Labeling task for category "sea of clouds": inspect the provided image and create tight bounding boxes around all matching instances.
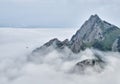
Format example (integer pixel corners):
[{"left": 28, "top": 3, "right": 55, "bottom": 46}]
[{"left": 0, "top": 28, "right": 120, "bottom": 84}]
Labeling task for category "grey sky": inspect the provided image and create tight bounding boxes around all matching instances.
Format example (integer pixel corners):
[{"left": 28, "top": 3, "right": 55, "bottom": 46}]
[{"left": 0, "top": 0, "right": 120, "bottom": 28}]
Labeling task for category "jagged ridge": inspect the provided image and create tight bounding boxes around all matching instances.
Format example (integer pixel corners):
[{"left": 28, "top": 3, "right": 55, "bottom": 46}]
[{"left": 32, "top": 14, "right": 120, "bottom": 54}]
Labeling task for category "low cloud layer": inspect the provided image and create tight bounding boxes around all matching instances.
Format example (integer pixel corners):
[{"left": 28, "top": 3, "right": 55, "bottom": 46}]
[{"left": 0, "top": 28, "right": 120, "bottom": 84}]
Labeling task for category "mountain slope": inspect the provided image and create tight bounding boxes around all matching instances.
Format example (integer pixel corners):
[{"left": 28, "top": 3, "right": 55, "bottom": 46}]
[
  {"left": 69, "top": 14, "right": 120, "bottom": 53},
  {"left": 32, "top": 14, "right": 120, "bottom": 54}
]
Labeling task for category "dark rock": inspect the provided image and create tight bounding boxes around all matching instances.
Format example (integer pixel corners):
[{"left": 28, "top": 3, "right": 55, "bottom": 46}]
[{"left": 73, "top": 58, "right": 106, "bottom": 74}]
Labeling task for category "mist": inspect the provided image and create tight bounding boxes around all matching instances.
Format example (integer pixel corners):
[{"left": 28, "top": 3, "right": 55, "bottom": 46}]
[{"left": 0, "top": 28, "right": 120, "bottom": 84}]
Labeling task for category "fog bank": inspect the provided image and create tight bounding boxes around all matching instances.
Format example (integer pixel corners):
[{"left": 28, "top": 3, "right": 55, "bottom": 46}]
[{"left": 0, "top": 28, "right": 120, "bottom": 84}]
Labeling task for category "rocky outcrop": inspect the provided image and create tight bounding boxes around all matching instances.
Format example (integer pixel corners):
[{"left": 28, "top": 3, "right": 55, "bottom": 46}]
[
  {"left": 73, "top": 59, "right": 105, "bottom": 73},
  {"left": 72, "top": 52, "right": 106, "bottom": 74},
  {"left": 31, "top": 38, "right": 69, "bottom": 56}
]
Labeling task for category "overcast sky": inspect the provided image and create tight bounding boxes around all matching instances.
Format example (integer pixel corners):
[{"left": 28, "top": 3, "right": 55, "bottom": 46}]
[{"left": 0, "top": 0, "right": 120, "bottom": 28}]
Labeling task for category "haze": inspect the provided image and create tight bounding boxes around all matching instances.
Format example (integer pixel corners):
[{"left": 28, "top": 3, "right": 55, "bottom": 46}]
[{"left": 0, "top": 0, "right": 120, "bottom": 27}]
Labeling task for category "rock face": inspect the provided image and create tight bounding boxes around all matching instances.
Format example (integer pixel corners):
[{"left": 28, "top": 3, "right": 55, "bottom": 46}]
[
  {"left": 30, "top": 14, "right": 120, "bottom": 74},
  {"left": 70, "top": 15, "right": 120, "bottom": 53},
  {"left": 73, "top": 53, "right": 106, "bottom": 74},
  {"left": 32, "top": 14, "right": 120, "bottom": 54},
  {"left": 31, "top": 38, "right": 69, "bottom": 57},
  {"left": 69, "top": 15, "right": 104, "bottom": 53}
]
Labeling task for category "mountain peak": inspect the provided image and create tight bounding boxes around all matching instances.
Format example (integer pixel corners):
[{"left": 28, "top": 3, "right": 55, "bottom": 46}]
[
  {"left": 69, "top": 14, "right": 120, "bottom": 53},
  {"left": 70, "top": 15, "right": 102, "bottom": 45},
  {"left": 88, "top": 14, "right": 101, "bottom": 23},
  {"left": 90, "top": 14, "right": 99, "bottom": 18}
]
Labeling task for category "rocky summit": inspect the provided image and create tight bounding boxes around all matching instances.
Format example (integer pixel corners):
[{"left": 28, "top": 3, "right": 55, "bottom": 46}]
[{"left": 30, "top": 14, "right": 120, "bottom": 73}]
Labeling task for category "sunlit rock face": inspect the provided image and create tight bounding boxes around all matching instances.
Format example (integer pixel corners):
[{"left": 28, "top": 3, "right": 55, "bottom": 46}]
[
  {"left": 30, "top": 14, "right": 120, "bottom": 74},
  {"left": 69, "top": 14, "right": 104, "bottom": 53}
]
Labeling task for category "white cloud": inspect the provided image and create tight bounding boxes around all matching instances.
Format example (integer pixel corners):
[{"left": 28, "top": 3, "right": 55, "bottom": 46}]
[{"left": 0, "top": 28, "right": 120, "bottom": 84}]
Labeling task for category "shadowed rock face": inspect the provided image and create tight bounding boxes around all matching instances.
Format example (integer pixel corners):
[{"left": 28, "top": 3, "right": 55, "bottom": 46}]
[
  {"left": 112, "top": 36, "right": 120, "bottom": 52},
  {"left": 118, "top": 37, "right": 120, "bottom": 52}
]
